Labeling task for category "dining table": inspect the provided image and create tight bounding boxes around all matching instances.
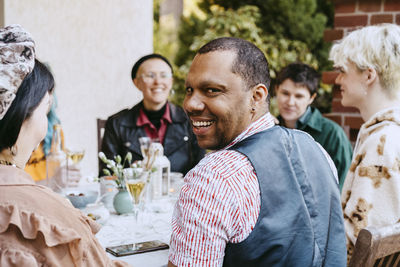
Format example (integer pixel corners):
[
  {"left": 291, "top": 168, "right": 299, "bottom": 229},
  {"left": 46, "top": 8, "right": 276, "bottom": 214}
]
[
  {"left": 95, "top": 199, "right": 174, "bottom": 267},
  {"left": 76, "top": 176, "right": 182, "bottom": 267}
]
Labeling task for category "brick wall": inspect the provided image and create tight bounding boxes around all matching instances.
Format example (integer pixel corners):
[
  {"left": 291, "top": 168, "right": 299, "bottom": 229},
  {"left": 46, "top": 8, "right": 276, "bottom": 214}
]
[{"left": 322, "top": 0, "right": 400, "bottom": 145}]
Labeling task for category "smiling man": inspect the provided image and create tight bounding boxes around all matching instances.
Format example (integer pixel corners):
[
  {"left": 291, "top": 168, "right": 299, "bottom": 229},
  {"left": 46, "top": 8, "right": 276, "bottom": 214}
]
[
  {"left": 168, "top": 37, "right": 346, "bottom": 267},
  {"left": 275, "top": 63, "right": 353, "bottom": 189}
]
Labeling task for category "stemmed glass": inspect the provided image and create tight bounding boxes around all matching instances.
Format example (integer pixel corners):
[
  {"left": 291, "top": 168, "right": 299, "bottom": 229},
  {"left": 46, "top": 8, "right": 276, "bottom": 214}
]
[
  {"left": 125, "top": 170, "right": 148, "bottom": 227},
  {"left": 139, "top": 137, "right": 151, "bottom": 160},
  {"left": 65, "top": 148, "right": 85, "bottom": 187}
]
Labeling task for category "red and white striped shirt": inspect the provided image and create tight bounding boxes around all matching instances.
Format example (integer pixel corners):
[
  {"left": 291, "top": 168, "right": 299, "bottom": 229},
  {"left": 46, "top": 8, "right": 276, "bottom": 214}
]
[{"left": 169, "top": 113, "right": 276, "bottom": 267}]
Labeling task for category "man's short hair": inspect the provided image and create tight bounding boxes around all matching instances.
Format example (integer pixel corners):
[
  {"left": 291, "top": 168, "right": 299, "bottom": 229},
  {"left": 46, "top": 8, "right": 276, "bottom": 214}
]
[
  {"left": 198, "top": 37, "right": 271, "bottom": 93},
  {"left": 275, "top": 62, "right": 320, "bottom": 95},
  {"left": 330, "top": 23, "right": 400, "bottom": 94}
]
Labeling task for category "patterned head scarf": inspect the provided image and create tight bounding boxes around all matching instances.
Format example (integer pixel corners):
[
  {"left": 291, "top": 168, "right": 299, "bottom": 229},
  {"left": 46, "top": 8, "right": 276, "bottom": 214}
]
[{"left": 0, "top": 24, "right": 35, "bottom": 120}]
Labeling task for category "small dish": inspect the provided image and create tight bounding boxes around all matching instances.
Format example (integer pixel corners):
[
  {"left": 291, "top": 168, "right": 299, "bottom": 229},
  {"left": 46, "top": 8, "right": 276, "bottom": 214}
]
[{"left": 64, "top": 188, "right": 98, "bottom": 209}]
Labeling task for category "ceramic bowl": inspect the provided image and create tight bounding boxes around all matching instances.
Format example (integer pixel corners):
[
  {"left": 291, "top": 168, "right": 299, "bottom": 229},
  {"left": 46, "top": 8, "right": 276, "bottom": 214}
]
[{"left": 64, "top": 189, "right": 98, "bottom": 209}]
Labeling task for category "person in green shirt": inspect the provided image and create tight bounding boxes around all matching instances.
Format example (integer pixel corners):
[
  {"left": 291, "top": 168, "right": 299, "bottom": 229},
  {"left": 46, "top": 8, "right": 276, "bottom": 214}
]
[{"left": 275, "top": 62, "right": 352, "bottom": 190}]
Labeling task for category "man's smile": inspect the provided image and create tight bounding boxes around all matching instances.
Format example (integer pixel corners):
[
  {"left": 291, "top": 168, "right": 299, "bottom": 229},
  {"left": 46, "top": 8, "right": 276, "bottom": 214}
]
[{"left": 191, "top": 120, "right": 215, "bottom": 127}]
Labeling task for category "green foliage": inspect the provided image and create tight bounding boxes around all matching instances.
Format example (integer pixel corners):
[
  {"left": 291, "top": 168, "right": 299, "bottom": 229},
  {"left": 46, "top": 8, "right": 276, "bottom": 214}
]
[
  {"left": 170, "top": 5, "right": 319, "bottom": 108},
  {"left": 200, "top": 0, "right": 334, "bottom": 74},
  {"left": 204, "top": 0, "right": 329, "bottom": 51},
  {"left": 154, "top": 0, "right": 178, "bottom": 60}
]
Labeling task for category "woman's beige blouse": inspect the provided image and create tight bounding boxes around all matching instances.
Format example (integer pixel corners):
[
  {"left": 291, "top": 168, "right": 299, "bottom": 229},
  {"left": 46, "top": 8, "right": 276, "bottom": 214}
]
[{"left": 0, "top": 165, "right": 130, "bottom": 267}]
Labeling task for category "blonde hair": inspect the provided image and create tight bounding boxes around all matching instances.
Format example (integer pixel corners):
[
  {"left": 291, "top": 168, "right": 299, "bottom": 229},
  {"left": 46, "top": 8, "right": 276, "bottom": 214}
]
[{"left": 330, "top": 23, "right": 400, "bottom": 94}]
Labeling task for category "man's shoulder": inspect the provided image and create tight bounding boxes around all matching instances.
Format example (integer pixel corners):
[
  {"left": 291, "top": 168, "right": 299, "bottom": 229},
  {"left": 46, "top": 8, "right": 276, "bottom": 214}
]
[
  {"left": 308, "top": 110, "right": 349, "bottom": 140},
  {"left": 193, "top": 150, "right": 250, "bottom": 176},
  {"left": 308, "top": 108, "right": 342, "bottom": 130},
  {"left": 362, "top": 123, "right": 400, "bottom": 150}
]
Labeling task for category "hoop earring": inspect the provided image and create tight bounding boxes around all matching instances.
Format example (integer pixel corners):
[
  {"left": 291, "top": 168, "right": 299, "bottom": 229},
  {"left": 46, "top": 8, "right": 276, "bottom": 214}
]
[
  {"left": 251, "top": 107, "right": 256, "bottom": 113},
  {"left": 10, "top": 145, "right": 17, "bottom": 156}
]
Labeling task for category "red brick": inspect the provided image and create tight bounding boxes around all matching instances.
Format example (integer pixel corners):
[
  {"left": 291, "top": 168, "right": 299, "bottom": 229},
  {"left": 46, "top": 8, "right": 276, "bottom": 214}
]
[
  {"left": 345, "top": 115, "right": 364, "bottom": 129},
  {"left": 322, "top": 71, "right": 339, "bottom": 84},
  {"left": 324, "top": 29, "right": 344, "bottom": 42},
  {"left": 332, "top": 85, "right": 342, "bottom": 99},
  {"left": 331, "top": 99, "right": 359, "bottom": 113},
  {"left": 371, "top": 14, "right": 394, "bottom": 24},
  {"left": 346, "top": 27, "right": 364, "bottom": 34},
  {"left": 323, "top": 113, "right": 342, "bottom": 125},
  {"left": 335, "top": 15, "right": 368, "bottom": 27},
  {"left": 335, "top": 2, "right": 356, "bottom": 13},
  {"left": 385, "top": 0, "right": 400, "bottom": 11},
  {"left": 358, "top": 0, "right": 382, "bottom": 12},
  {"left": 397, "top": 14, "right": 400, "bottom": 24},
  {"left": 333, "top": 0, "right": 356, "bottom": 5}
]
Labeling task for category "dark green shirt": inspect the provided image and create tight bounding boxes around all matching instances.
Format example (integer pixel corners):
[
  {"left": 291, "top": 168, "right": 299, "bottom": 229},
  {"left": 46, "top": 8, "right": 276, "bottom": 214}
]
[{"left": 278, "top": 107, "right": 353, "bottom": 190}]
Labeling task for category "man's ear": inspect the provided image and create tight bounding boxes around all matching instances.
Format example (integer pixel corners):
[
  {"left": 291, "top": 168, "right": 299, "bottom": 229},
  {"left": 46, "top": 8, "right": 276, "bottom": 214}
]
[{"left": 252, "top": 83, "right": 269, "bottom": 105}]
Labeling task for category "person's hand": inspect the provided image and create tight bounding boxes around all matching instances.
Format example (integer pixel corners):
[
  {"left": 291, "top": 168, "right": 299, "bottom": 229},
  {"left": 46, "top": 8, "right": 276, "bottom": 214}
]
[{"left": 272, "top": 115, "right": 279, "bottom": 124}]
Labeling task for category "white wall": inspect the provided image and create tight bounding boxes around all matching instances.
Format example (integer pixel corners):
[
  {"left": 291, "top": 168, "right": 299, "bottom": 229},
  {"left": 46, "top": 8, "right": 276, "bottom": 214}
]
[{"left": 2, "top": 0, "right": 153, "bottom": 177}]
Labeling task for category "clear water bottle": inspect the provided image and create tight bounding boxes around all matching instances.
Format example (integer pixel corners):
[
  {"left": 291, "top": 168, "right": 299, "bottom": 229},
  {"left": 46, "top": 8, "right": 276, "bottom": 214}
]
[
  {"left": 150, "top": 142, "right": 170, "bottom": 199},
  {"left": 46, "top": 124, "right": 67, "bottom": 191}
]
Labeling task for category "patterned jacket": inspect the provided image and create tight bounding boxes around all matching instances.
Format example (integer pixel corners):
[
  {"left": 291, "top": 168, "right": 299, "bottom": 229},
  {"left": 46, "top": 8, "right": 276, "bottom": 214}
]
[{"left": 341, "top": 107, "right": 400, "bottom": 259}]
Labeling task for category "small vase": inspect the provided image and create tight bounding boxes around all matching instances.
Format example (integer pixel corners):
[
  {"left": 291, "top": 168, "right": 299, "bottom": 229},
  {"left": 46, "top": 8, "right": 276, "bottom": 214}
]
[{"left": 113, "top": 188, "right": 133, "bottom": 214}]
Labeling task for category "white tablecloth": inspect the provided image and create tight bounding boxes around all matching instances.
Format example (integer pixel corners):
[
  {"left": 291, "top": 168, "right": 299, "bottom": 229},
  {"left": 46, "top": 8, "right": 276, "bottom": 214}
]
[
  {"left": 95, "top": 198, "right": 175, "bottom": 267},
  {"left": 72, "top": 176, "right": 182, "bottom": 267}
]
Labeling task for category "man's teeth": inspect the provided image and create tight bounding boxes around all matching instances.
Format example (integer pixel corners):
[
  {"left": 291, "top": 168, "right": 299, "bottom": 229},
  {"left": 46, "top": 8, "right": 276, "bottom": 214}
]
[{"left": 192, "top": 121, "right": 213, "bottom": 127}]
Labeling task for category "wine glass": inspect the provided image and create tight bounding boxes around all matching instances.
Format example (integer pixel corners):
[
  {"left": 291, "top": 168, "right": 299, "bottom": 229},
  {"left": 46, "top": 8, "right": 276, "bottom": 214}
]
[
  {"left": 66, "top": 149, "right": 85, "bottom": 165},
  {"left": 125, "top": 170, "right": 148, "bottom": 227},
  {"left": 65, "top": 148, "right": 85, "bottom": 187},
  {"left": 139, "top": 137, "right": 151, "bottom": 159}
]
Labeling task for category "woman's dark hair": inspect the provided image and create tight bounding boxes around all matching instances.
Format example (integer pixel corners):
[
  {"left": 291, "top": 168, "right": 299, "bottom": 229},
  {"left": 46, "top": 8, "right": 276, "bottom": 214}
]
[
  {"left": 0, "top": 59, "right": 54, "bottom": 151},
  {"left": 275, "top": 62, "right": 320, "bottom": 95}
]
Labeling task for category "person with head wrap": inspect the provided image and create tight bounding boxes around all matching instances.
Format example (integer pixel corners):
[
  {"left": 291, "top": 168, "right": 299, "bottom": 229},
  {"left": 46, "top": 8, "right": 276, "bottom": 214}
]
[
  {"left": 100, "top": 53, "right": 205, "bottom": 175},
  {"left": 0, "top": 24, "right": 131, "bottom": 266}
]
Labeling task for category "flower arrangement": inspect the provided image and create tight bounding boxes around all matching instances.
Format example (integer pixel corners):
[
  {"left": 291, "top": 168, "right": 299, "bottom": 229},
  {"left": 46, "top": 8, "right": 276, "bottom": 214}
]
[
  {"left": 98, "top": 152, "right": 133, "bottom": 190},
  {"left": 98, "top": 151, "right": 159, "bottom": 190}
]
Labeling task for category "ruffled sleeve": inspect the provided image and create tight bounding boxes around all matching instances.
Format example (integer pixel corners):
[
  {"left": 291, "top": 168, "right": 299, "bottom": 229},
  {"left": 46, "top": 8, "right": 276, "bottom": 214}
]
[
  {"left": 0, "top": 203, "right": 82, "bottom": 247},
  {"left": 0, "top": 166, "right": 132, "bottom": 266},
  {"left": 0, "top": 247, "right": 43, "bottom": 267}
]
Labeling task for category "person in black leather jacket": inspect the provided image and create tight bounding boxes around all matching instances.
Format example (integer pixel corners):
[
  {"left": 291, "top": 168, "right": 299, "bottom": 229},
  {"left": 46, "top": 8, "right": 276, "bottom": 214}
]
[{"left": 100, "top": 54, "right": 205, "bottom": 175}]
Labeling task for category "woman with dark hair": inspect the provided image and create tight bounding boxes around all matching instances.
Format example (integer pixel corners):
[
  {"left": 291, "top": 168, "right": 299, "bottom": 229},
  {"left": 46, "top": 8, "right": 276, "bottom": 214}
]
[{"left": 0, "top": 25, "right": 130, "bottom": 266}]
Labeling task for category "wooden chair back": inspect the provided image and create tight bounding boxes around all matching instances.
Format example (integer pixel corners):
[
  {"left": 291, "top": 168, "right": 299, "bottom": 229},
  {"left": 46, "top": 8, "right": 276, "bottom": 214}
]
[
  {"left": 97, "top": 118, "right": 106, "bottom": 154},
  {"left": 349, "top": 223, "right": 400, "bottom": 266}
]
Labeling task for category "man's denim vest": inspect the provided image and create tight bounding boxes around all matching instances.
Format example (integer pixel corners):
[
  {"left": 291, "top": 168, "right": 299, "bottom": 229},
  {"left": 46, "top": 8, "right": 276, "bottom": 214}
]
[{"left": 223, "top": 126, "right": 346, "bottom": 267}]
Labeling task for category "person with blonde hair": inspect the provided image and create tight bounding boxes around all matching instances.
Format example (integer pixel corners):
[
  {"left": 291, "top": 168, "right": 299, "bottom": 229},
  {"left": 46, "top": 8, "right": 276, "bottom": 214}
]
[
  {"left": 330, "top": 23, "right": 400, "bottom": 259},
  {"left": 0, "top": 25, "right": 130, "bottom": 266}
]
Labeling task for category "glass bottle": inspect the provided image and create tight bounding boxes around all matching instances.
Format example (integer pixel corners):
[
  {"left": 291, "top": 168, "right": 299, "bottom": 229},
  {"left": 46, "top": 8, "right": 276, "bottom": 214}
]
[
  {"left": 150, "top": 142, "right": 170, "bottom": 199},
  {"left": 46, "top": 124, "right": 67, "bottom": 191}
]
